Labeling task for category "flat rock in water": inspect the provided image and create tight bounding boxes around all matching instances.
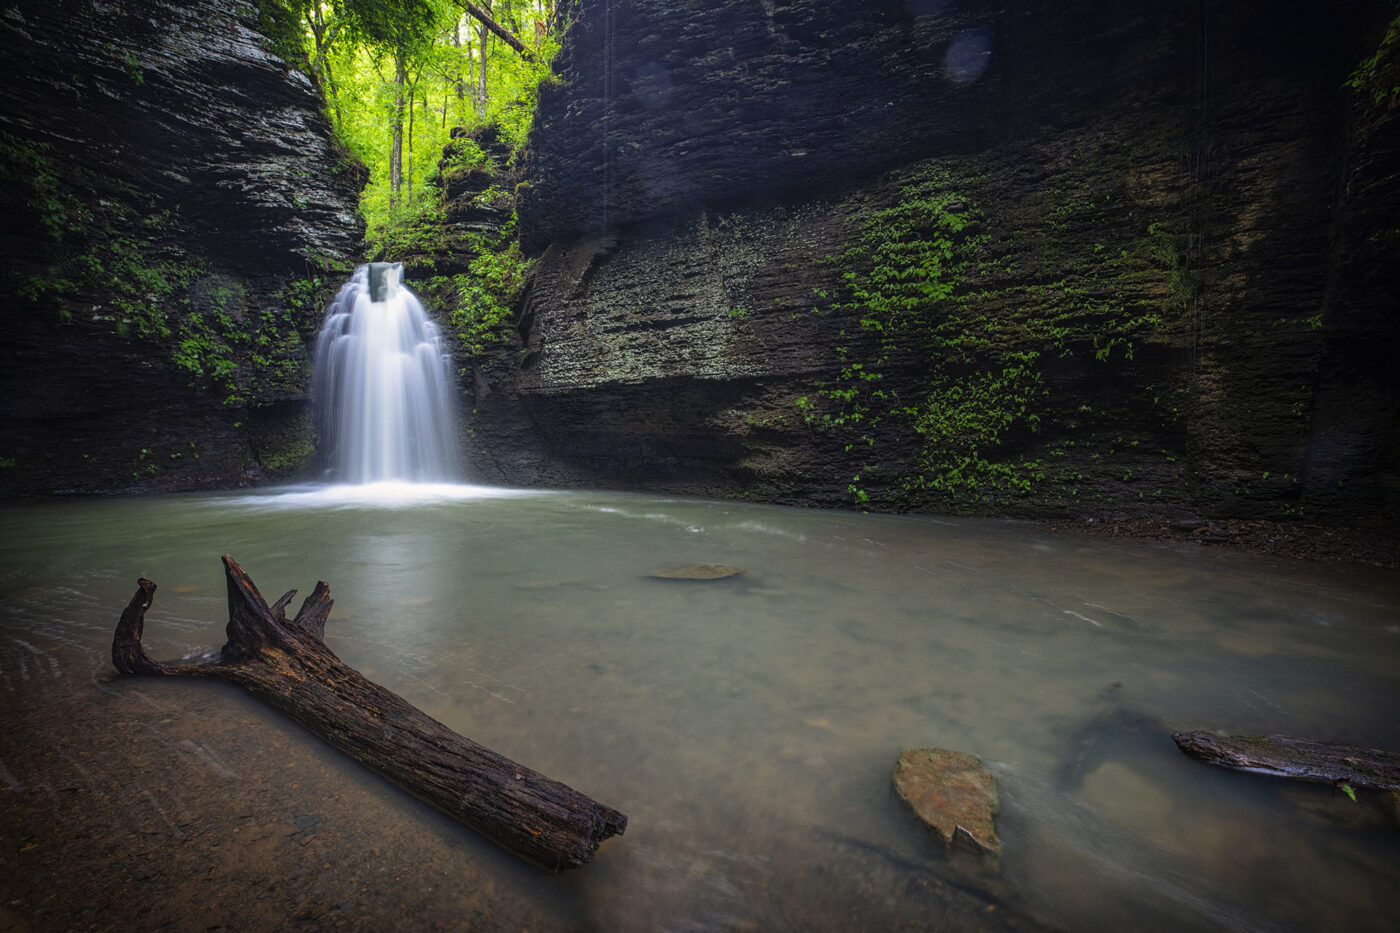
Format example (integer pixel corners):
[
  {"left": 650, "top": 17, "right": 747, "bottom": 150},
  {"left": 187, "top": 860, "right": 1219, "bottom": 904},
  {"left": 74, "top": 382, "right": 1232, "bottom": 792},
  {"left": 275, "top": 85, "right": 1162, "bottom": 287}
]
[
  {"left": 647, "top": 564, "right": 743, "bottom": 581},
  {"left": 893, "top": 748, "right": 1001, "bottom": 864}
]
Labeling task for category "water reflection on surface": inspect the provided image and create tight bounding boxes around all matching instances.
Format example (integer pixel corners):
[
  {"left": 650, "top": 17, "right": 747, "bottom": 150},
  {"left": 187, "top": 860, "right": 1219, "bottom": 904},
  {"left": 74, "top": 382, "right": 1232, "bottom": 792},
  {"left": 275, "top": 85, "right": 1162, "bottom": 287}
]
[{"left": 1, "top": 487, "right": 1397, "bottom": 931}]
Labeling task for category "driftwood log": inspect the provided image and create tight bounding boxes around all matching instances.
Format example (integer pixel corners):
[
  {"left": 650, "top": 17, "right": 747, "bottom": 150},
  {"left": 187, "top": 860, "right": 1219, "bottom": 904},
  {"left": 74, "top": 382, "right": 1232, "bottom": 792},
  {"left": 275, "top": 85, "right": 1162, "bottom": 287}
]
[
  {"left": 112, "top": 555, "right": 627, "bottom": 872},
  {"left": 1173, "top": 731, "right": 1400, "bottom": 791}
]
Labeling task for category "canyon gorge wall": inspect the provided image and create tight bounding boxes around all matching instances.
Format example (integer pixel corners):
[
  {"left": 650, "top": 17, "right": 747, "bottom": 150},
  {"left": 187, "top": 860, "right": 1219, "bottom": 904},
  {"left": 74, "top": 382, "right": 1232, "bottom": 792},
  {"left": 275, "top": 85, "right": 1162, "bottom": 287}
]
[
  {"left": 0, "top": 0, "right": 363, "bottom": 495},
  {"left": 2, "top": 0, "right": 1394, "bottom": 527},
  {"left": 468, "top": 0, "right": 1399, "bottom": 522}
]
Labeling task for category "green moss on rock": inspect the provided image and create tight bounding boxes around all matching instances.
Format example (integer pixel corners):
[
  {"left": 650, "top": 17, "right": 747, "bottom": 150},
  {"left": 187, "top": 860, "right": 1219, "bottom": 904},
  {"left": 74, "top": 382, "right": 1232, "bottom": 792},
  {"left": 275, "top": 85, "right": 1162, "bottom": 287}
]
[
  {"left": 247, "top": 408, "right": 317, "bottom": 477},
  {"left": 806, "top": 160, "right": 1176, "bottom": 510}
]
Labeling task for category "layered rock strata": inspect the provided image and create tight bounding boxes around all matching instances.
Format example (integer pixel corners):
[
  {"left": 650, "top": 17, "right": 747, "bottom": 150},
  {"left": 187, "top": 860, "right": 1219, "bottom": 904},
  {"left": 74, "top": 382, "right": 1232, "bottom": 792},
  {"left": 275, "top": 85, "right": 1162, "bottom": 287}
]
[
  {"left": 482, "top": 0, "right": 1399, "bottom": 521},
  {"left": 0, "top": 0, "right": 363, "bottom": 495}
]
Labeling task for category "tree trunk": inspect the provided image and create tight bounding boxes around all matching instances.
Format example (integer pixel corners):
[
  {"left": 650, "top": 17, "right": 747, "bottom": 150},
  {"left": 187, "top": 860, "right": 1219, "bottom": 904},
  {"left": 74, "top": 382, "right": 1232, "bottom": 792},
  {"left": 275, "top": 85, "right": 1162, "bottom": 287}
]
[
  {"left": 306, "top": 10, "right": 344, "bottom": 129},
  {"left": 1173, "top": 731, "right": 1400, "bottom": 791},
  {"left": 111, "top": 556, "right": 627, "bottom": 872},
  {"left": 459, "top": 16, "right": 478, "bottom": 117},
  {"left": 453, "top": 15, "right": 469, "bottom": 119},
  {"left": 322, "top": 57, "right": 344, "bottom": 131},
  {"left": 476, "top": 18, "right": 490, "bottom": 107},
  {"left": 390, "top": 52, "right": 407, "bottom": 206}
]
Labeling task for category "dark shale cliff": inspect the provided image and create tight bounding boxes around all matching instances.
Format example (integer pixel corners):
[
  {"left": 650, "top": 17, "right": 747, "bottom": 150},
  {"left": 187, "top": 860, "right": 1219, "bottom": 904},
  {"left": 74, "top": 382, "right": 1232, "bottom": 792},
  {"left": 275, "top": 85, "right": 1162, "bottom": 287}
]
[
  {"left": 466, "top": 0, "right": 1400, "bottom": 523},
  {"left": 2, "top": 0, "right": 1394, "bottom": 526},
  {"left": 0, "top": 0, "right": 363, "bottom": 496}
]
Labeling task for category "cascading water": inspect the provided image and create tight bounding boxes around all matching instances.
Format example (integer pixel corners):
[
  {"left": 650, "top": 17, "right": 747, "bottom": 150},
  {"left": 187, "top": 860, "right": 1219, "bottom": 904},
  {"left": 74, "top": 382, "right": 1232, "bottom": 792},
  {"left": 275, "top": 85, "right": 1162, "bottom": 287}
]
[{"left": 311, "top": 262, "right": 462, "bottom": 484}]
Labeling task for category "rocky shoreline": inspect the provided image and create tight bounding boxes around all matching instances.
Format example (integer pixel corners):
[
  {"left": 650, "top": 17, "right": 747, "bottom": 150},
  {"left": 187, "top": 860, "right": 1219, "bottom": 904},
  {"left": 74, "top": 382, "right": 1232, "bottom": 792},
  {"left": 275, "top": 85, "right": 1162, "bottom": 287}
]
[{"left": 1046, "top": 512, "right": 1400, "bottom": 570}]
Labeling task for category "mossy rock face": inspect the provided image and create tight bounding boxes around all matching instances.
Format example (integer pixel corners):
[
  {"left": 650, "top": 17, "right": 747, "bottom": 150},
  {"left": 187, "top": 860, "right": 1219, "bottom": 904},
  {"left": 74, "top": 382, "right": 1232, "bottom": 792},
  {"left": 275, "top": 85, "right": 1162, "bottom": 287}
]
[
  {"left": 893, "top": 747, "right": 1001, "bottom": 865},
  {"left": 190, "top": 273, "right": 249, "bottom": 323},
  {"left": 499, "top": 1, "right": 1400, "bottom": 525},
  {"left": 246, "top": 405, "right": 316, "bottom": 478},
  {"left": 0, "top": 0, "right": 363, "bottom": 496}
]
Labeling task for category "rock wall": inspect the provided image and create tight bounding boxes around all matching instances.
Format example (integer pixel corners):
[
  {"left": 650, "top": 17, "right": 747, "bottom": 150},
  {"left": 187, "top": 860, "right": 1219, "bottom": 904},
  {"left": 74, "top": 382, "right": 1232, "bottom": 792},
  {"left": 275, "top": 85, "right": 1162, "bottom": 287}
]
[
  {"left": 480, "top": 0, "right": 1400, "bottom": 522},
  {"left": 517, "top": 0, "right": 1188, "bottom": 252},
  {"left": 0, "top": 0, "right": 364, "bottom": 496}
]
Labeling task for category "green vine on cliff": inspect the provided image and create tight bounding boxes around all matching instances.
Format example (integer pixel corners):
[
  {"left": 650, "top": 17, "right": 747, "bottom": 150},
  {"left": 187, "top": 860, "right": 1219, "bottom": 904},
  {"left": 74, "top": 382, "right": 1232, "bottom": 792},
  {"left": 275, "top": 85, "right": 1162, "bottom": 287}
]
[
  {"left": 814, "top": 164, "right": 1184, "bottom": 509},
  {"left": 812, "top": 166, "right": 1049, "bottom": 506},
  {"left": 817, "top": 169, "right": 988, "bottom": 437},
  {"left": 17, "top": 212, "right": 193, "bottom": 344},
  {"left": 2, "top": 126, "right": 315, "bottom": 403},
  {"left": 0, "top": 130, "right": 90, "bottom": 244},
  {"left": 1345, "top": 12, "right": 1400, "bottom": 107},
  {"left": 13, "top": 177, "right": 313, "bottom": 405},
  {"left": 436, "top": 213, "right": 530, "bottom": 356}
]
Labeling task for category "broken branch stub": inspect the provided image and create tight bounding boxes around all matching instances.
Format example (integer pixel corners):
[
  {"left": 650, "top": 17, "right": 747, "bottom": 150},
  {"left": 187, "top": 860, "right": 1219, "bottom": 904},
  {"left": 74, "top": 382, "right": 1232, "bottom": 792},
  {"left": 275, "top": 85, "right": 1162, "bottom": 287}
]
[{"left": 111, "top": 555, "right": 627, "bottom": 872}]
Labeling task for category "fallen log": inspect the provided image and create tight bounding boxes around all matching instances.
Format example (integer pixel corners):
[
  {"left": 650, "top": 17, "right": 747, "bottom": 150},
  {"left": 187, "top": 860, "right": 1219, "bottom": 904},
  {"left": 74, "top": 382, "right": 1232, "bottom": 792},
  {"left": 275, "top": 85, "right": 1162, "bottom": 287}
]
[
  {"left": 459, "top": 0, "right": 537, "bottom": 62},
  {"left": 1172, "top": 731, "right": 1400, "bottom": 791},
  {"left": 111, "top": 555, "right": 627, "bottom": 872}
]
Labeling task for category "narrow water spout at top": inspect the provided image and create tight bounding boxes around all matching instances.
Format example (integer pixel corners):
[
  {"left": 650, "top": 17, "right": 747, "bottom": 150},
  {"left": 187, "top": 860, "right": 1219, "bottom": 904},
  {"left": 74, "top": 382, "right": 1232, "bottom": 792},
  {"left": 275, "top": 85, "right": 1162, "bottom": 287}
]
[
  {"left": 368, "top": 261, "right": 400, "bottom": 303},
  {"left": 311, "top": 264, "right": 463, "bottom": 484}
]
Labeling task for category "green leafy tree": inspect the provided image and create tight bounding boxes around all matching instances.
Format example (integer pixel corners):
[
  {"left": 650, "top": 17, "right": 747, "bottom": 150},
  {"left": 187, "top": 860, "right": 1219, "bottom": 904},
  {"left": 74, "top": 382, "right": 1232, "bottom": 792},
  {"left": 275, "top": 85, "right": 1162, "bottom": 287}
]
[
  {"left": 266, "top": 0, "right": 559, "bottom": 239},
  {"left": 335, "top": 0, "right": 447, "bottom": 207}
]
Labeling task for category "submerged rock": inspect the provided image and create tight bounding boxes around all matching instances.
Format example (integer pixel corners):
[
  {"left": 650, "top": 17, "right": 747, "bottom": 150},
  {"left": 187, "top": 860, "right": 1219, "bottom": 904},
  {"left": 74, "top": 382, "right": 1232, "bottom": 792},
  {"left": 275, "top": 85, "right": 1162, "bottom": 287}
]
[
  {"left": 647, "top": 564, "right": 744, "bottom": 580},
  {"left": 893, "top": 748, "right": 1001, "bottom": 864},
  {"left": 518, "top": 578, "right": 609, "bottom": 591}
]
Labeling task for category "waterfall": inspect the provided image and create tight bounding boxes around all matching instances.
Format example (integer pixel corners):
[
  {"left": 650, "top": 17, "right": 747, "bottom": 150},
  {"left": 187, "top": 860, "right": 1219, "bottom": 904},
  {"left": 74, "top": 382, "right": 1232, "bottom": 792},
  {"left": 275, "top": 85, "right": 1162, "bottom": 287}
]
[{"left": 311, "top": 263, "right": 462, "bottom": 484}]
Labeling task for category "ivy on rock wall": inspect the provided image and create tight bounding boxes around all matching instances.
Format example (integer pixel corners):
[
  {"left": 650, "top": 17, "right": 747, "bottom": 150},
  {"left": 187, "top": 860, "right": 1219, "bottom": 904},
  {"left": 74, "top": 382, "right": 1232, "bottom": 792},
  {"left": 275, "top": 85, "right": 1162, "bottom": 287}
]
[
  {"left": 805, "top": 158, "right": 1193, "bottom": 513},
  {"left": 379, "top": 128, "right": 531, "bottom": 361},
  {"left": 2, "top": 129, "right": 346, "bottom": 408},
  {"left": 445, "top": 229, "right": 530, "bottom": 355}
]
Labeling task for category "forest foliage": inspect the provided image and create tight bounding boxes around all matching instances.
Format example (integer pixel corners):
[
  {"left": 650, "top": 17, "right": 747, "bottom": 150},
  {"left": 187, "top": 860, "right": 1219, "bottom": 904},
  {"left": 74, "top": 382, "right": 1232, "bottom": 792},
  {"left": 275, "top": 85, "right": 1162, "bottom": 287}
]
[{"left": 264, "top": 0, "right": 561, "bottom": 246}]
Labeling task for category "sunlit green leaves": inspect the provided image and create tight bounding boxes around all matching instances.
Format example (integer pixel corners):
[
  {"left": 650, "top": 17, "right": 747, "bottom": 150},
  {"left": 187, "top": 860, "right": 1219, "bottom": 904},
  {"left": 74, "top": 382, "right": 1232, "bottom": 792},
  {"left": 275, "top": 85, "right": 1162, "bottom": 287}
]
[
  {"left": 446, "top": 226, "right": 531, "bottom": 354},
  {"left": 281, "top": 0, "right": 560, "bottom": 242}
]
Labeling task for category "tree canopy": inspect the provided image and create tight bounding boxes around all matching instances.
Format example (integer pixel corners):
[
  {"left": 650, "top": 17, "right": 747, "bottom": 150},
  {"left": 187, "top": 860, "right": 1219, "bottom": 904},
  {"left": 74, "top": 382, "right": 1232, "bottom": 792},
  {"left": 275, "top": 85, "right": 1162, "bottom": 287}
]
[{"left": 267, "top": 0, "right": 561, "bottom": 242}]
